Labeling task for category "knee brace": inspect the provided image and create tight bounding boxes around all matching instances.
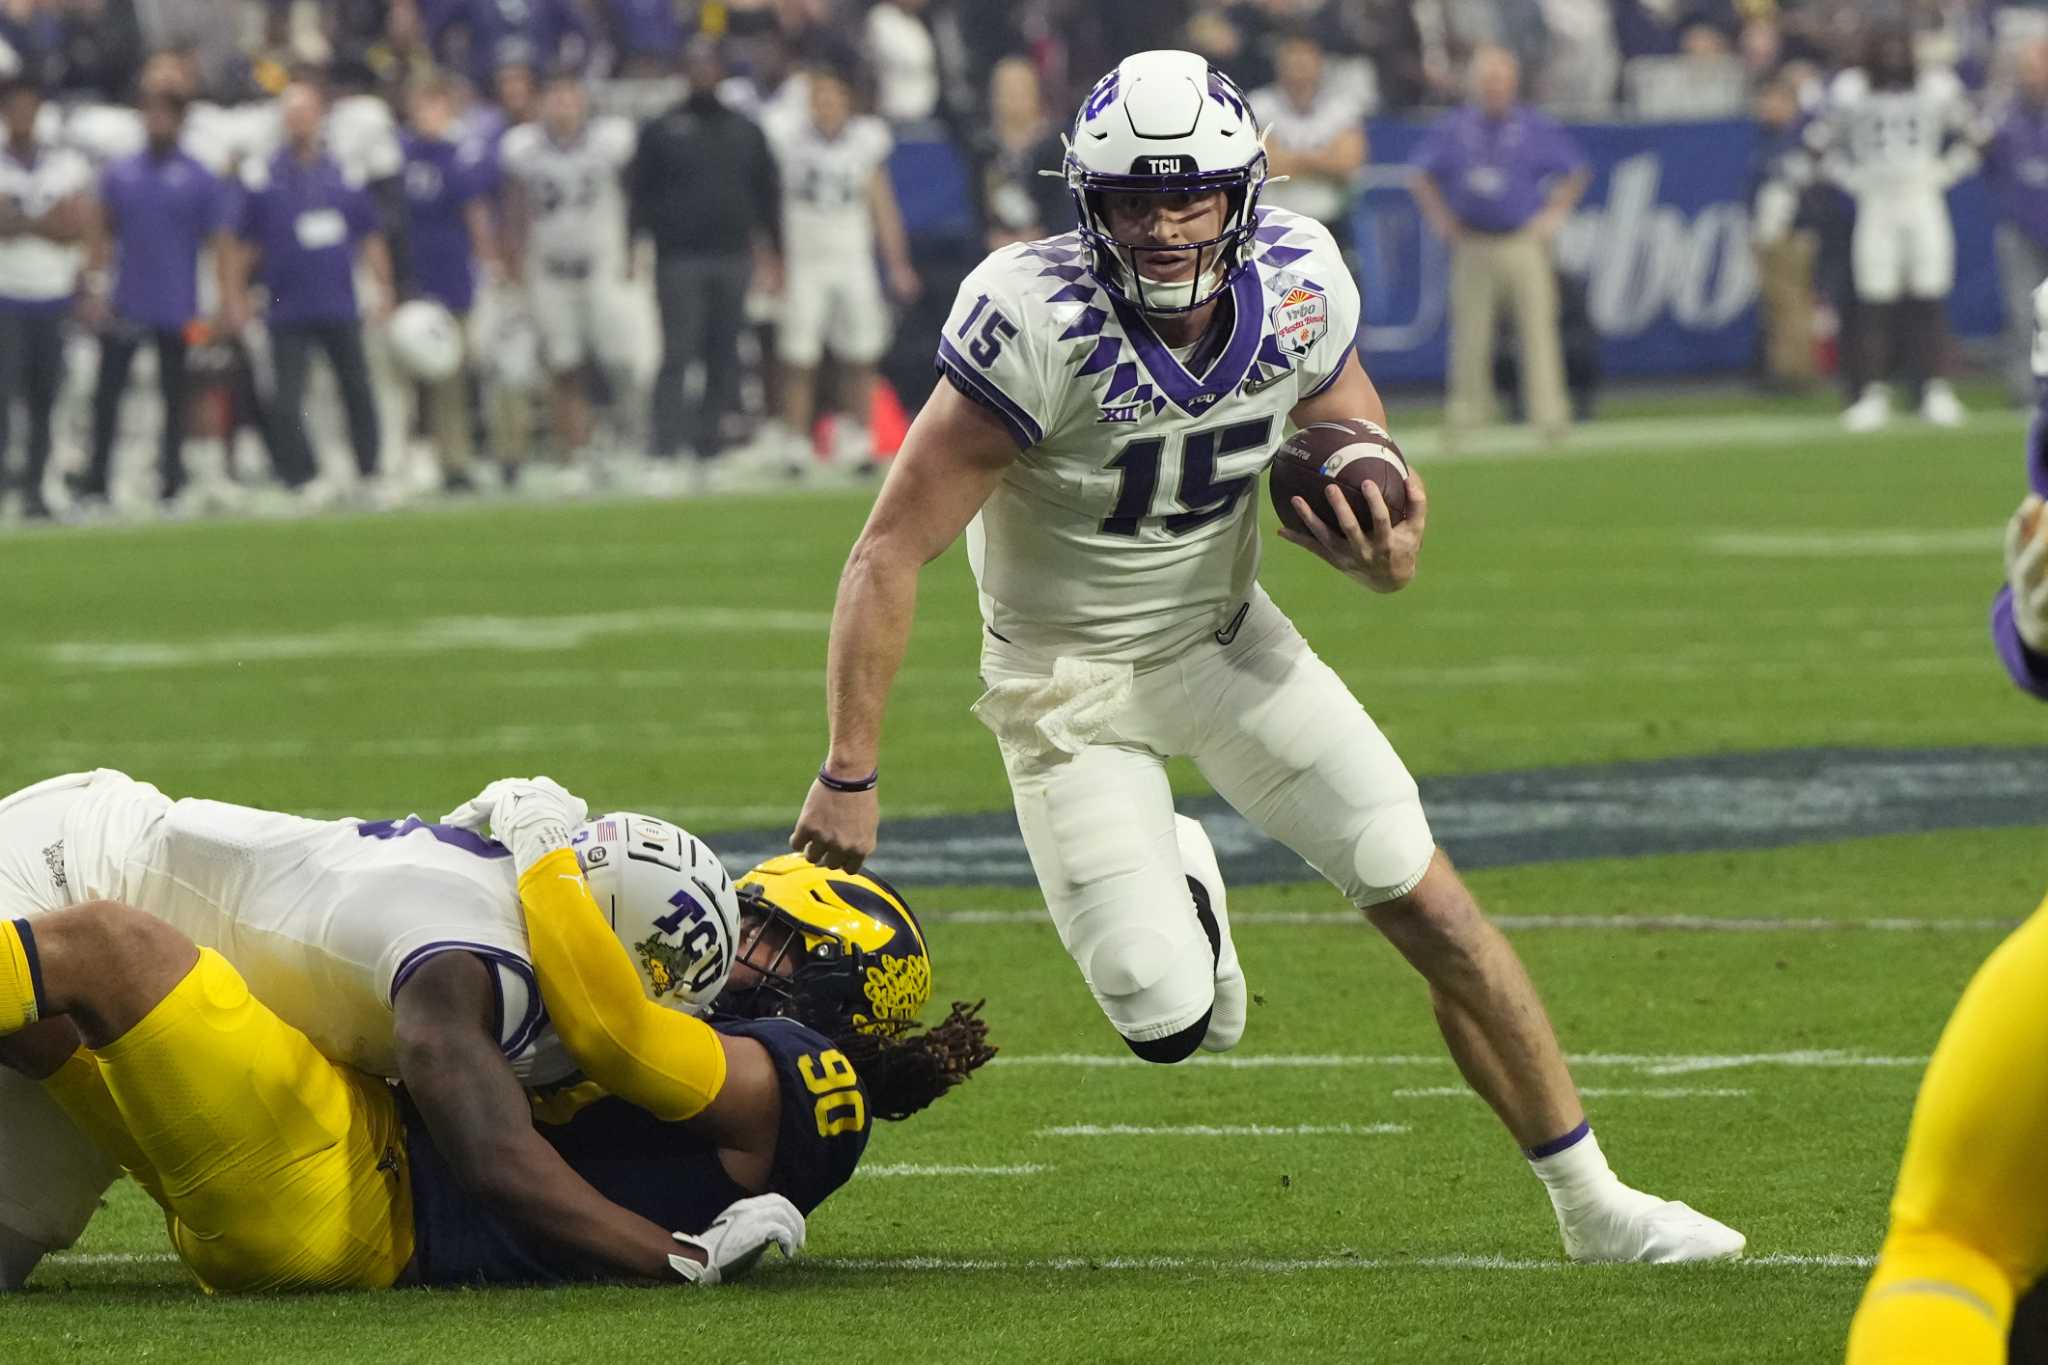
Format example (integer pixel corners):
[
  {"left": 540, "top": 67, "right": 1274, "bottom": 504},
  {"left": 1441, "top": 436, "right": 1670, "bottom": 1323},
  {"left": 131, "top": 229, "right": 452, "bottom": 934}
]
[{"left": 1085, "top": 922, "right": 1213, "bottom": 1058}]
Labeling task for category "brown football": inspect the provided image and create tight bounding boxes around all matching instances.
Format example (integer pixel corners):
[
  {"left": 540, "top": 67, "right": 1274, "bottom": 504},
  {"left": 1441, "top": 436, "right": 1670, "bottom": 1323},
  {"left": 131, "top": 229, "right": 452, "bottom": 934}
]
[{"left": 1269, "top": 419, "right": 1411, "bottom": 537}]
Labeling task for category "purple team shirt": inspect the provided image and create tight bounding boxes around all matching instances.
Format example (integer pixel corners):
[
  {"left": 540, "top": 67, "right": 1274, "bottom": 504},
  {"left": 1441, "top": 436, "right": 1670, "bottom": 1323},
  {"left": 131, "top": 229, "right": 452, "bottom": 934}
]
[
  {"left": 1985, "top": 100, "right": 2048, "bottom": 253},
  {"left": 401, "top": 132, "right": 487, "bottom": 314},
  {"left": 237, "top": 150, "right": 378, "bottom": 326},
  {"left": 1992, "top": 410, "right": 2048, "bottom": 698},
  {"left": 101, "top": 147, "right": 226, "bottom": 331},
  {"left": 1412, "top": 105, "right": 1588, "bottom": 234}
]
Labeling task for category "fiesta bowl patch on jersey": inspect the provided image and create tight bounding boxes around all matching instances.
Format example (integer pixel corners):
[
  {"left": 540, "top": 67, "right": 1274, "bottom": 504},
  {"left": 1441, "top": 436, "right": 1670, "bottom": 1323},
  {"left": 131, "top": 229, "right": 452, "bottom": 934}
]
[{"left": 1270, "top": 284, "right": 1329, "bottom": 359}]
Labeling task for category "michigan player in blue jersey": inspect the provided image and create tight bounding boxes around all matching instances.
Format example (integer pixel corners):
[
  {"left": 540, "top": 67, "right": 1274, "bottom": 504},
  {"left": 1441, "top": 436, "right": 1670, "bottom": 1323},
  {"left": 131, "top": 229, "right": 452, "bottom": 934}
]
[
  {"left": 1846, "top": 282, "right": 2048, "bottom": 1362},
  {"left": 0, "top": 806, "right": 991, "bottom": 1291}
]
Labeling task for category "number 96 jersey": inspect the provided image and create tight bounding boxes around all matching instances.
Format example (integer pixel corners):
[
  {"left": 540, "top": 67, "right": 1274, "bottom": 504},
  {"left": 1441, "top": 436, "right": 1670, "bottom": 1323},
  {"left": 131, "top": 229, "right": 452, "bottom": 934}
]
[{"left": 938, "top": 206, "right": 1360, "bottom": 665}]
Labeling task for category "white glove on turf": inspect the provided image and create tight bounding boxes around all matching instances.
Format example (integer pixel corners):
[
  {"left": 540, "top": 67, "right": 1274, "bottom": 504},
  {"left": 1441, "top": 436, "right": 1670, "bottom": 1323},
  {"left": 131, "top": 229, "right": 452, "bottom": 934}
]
[
  {"left": 441, "top": 776, "right": 589, "bottom": 874},
  {"left": 668, "top": 1193, "right": 806, "bottom": 1285},
  {"left": 2006, "top": 494, "right": 2048, "bottom": 653}
]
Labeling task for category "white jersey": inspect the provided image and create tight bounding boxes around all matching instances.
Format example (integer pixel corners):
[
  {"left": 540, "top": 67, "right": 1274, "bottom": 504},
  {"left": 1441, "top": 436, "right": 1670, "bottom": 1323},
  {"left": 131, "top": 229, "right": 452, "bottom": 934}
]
[
  {"left": 0, "top": 137, "right": 92, "bottom": 304},
  {"left": 1814, "top": 67, "right": 1980, "bottom": 199},
  {"left": 940, "top": 207, "right": 1360, "bottom": 664},
  {"left": 50, "top": 770, "right": 574, "bottom": 1086},
  {"left": 766, "top": 111, "right": 891, "bottom": 263},
  {"left": 500, "top": 117, "right": 635, "bottom": 275}
]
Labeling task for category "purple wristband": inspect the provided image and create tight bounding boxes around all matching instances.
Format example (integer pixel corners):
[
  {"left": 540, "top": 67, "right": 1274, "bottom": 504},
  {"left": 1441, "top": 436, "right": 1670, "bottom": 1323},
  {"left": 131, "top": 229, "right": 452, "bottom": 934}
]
[{"left": 816, "top": 764, "right": 878, "bottom": 794}]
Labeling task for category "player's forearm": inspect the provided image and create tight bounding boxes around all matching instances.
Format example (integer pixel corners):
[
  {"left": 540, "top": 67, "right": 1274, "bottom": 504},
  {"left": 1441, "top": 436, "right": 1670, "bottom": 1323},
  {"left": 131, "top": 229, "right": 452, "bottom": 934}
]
[
  {"left": 823, "top": 537, "right": 921, "bottom": 774},
  {"left": 515, "top": 850, "right": 730, "bottom": 1121}
]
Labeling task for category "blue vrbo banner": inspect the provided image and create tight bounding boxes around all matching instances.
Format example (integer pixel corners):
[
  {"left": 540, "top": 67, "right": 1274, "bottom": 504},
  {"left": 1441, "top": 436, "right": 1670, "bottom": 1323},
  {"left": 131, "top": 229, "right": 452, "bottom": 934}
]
[
  {"left": 890, "top": 120, "right": 2006, "bottom": 385},
  {"left": 1354, "top": 117, "right": 2002, "bottom": 384}
]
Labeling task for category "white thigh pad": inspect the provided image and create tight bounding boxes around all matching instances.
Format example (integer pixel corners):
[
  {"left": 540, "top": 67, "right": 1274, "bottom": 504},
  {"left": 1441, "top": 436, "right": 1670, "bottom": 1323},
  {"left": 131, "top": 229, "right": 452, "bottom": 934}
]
[{"left": 1187, "top": 593, "right": 1436, "bottom": 906}]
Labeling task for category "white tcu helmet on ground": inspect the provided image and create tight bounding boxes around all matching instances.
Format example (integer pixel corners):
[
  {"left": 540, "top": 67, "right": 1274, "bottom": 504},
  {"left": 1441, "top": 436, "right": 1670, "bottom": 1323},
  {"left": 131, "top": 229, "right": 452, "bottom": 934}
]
[
  {"left": 389, "top": 299, "right": 464, "bottom": 382},
  {"left": 1064, "top": 48, "right": 1267, "bottom": 314},
  {"left": 572, "top": 812, "right": 740, "bottom": 1014}
]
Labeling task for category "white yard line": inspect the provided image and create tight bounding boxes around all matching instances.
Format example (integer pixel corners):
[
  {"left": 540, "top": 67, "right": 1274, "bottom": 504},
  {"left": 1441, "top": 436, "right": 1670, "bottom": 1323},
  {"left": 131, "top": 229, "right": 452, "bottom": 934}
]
[
  {"left": 40, "top": 1248, "right": 1873, "bottom": 1274},
  {"left": 1403, "top": 408, "right": 2024, "bottom": 466},
  {"left": 929, "top": 909, "right": 2016, "bottom": 933},
  {"left": 1037, "top": 1122, "right": 1409, "bottom": 1138},
  {"left": 999, "top": 1051, "right": 1926, "bottom": 1075},
  {"left": 857, "top": 1163, "right": 1053, "bottom": 1178},
  {"left": 1702, "top": 528, "right": 2003, "bottom": 558},
  {"left": 1393, "top": 1086, "right": 1752, "bottom": 1100},
  {"left": 34, "top": 606, "right": 832, "bottom": 671}
]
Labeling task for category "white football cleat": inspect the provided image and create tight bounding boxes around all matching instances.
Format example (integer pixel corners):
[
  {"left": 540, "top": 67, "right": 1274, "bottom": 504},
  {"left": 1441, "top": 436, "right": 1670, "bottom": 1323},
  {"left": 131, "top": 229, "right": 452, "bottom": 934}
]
[
  {"left": 1555, "top": 1185, "right": 1747, "bottom": 1265},
  {"left": 1842, "top": 384, "right": 1891, "bottom": 433},
  {"left": 1920, "top": 379, "right": 1966, "bottom": 428},
  {"left": 1174, "top": 815, "right": 1246, "bottom": 1053}
]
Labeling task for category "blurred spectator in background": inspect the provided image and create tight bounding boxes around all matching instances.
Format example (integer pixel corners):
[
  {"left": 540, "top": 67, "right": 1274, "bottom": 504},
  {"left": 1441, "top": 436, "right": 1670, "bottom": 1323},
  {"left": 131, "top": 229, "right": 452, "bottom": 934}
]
[
  {"left": 498, "top": 71, "right": 636, "bottom": 468},
  {"left": 53, "top": 0, "right": 145, "bottom": 103},
  {"left": 397, "top": 71, "right": 495, "bottom": 491},
  {"left": 1411, "top": 46, "right": 1587, "bottom": 449},
  {"left": 0, "top": 72, "right": 92, "bottom": 520},
  {"left": 1750, "top": 73, "right": 1819, "bottom": 391},
  {"left": 603, "top": 0, "right": 686, "bottom": 78},
  {"left": 78, "top": 54, "right": 226, "bottom": 510},
  {"left": 1250, "top": 29, "right": 1368, "bottom": 259},
  {"left": 1537, "top": 0, "right": 1620, "bottom": 114},
  {"left": 1814, "top": 25, "right": 1979, "bottom": 431},
  {"left": 761, "top": 63, "right": 916, "bottom": 472},
  {"left": 974, "top": 54, "right": 1063, "bottom": 249},
  {"left": 224, "top": 79, "right": 391, "bottom": 494},
  {"left": 431, "top": 0, "right": 591, "bottom": 90},
  {"left": 133, "top": 0, "right": 244, "bottom": 98},
  {"left": 630, "top": 36, "right": 781, "bottom": 465},
  {"left": 1985, "top": 37, "right": 2048, "bottom": 405},
  {"left": 0, "top": 0, "right": 64, "bottom": 90},
  {"left": 867, "top": 0, "right": 939, "bottom": 124},
  {"left": 1417, "top": 0, "right": 1550, "bottom": 104}
]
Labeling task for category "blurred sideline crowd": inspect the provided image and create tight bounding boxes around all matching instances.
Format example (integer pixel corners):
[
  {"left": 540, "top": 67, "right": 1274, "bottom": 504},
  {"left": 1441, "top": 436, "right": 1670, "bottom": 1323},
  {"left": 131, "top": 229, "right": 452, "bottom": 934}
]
[{"left": 0, "top": 0, "right": 2042, "bottom": 523}]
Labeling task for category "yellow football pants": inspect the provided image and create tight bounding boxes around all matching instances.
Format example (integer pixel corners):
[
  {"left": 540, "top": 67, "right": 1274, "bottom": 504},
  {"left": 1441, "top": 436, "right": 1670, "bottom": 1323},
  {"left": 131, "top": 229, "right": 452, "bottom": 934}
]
[
  {"left": 40, "top": 949, "right": 414, "bottom": 1294},
  {"left": 1847, "top": 896, "right": 2048, "bottom": 1362}
]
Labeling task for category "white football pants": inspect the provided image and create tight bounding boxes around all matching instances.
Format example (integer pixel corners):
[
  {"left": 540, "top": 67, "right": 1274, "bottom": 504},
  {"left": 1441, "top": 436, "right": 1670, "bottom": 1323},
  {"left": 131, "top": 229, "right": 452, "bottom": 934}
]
[
  {"left": 979, "top": 586, "right": 1435, "bottom": 1046},
  {"left": 1852, "top": 187, "right": 1955, "bottom": 303},
  {"left": 0, "top": 774, "right": 123, "bottom": 1272}
]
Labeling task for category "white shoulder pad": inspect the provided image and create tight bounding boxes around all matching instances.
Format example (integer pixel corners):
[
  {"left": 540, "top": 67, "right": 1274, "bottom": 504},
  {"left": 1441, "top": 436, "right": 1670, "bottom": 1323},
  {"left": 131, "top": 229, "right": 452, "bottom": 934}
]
[
  {"left": 594, "top": 116, "right": 637, "bottom": 166},
  {"left": 937, "top": 242, "right": 1067, "bottom": 449},
  {"left": 854, "top": 114, "right": 893, "bottom": 168},
  {"left": 1829, "top": 68, "right": 1870, "bottom": 106},
  {"left": 1252, "top": 207, "right": 1360, "bottom": 396},
  {"left": 499, "top": 122, "right": 540, "bottom": 174}
]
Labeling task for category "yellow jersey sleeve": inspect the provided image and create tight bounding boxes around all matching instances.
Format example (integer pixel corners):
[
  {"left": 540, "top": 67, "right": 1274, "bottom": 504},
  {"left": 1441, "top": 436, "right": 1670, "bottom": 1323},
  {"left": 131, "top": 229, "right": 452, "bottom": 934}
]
[{"left": 515, "top": 848, "right": 729, "bottom": 1121}]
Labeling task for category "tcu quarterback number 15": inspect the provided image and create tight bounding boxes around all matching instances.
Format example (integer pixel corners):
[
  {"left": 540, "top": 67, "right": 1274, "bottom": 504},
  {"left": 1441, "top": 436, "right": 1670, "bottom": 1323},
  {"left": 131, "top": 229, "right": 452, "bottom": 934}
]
[
  {"left": 956, "top": 293, "right": 1017, "bottom": 366},
  {"left": 798, "top": 1049, "right": 867, "bottom": 1137},
  {"left": 1102, "top": 416, "right": 1275, "bottom": 536}
]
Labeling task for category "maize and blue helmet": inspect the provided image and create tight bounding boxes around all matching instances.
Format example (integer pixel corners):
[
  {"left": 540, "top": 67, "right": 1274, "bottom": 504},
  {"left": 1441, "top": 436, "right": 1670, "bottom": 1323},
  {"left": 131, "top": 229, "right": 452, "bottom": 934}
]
[
  {"left": 718, "top": 854, "right": 933, "bottom": 1033},
  {"left": 1064, "top": 48, "right": 1267, "bottom": 315}
]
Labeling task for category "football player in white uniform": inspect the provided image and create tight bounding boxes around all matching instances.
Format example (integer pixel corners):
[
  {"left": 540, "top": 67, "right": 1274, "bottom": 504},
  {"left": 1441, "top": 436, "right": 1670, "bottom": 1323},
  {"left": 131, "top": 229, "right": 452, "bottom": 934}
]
[
  {"left": 760, "top": 64, "right": 919, "bottom": 471},
  {"left": 0, "top": 769, "right": 738, "bottom": 1287},
  {"left": 1812, "top": 27, "right": 1984, "bottom": 432},
  {"left": 499, "top": 73, "right": 640, "bottom": 466},
  {"left": 789, "top": 49, "right": 1744, "bottom": 1263}
]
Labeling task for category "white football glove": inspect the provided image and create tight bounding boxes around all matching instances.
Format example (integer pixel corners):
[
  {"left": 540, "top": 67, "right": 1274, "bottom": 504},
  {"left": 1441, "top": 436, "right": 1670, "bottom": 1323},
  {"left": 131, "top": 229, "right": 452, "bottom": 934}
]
[
  {"left": 440, "top": 776, "right": 589, "bottom": 875},
  {"left": 2006, "top": 494, "right": 2048, "bottom": 654},
  {"left": 668, "top": 1193, "right": 806, "bottom": 1286}
]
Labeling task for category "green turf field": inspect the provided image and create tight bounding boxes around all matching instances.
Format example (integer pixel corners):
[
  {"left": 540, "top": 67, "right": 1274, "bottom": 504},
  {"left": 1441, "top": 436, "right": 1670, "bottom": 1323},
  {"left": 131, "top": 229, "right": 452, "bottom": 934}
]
[{"left": 1, "top": 394, "right": 2041, "bottom": 1362}]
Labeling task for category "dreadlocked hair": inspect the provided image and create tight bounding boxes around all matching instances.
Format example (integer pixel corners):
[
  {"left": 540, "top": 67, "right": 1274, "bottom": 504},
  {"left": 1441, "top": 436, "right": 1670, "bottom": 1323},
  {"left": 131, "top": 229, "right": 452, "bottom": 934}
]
[{"left": 826, "top": 999, "right": 997, "bottom": 1122}]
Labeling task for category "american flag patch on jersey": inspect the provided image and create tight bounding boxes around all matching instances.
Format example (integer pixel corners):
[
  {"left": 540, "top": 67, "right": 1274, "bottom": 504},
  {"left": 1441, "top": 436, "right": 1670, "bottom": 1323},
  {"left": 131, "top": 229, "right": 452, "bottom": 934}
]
[{"left": 594, "top": 820, "right": 618, "bottom": 842}]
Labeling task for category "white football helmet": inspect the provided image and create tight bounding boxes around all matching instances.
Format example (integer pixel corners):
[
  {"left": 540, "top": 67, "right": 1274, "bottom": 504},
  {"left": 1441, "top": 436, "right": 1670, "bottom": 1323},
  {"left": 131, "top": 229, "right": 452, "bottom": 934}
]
[
  {"left": 572, "top": 812, "right": 740, "bottom": 1015},
  {"left": 1064, "top": 49, "right": 1267, "bottom": 315},
  {"left": 389, "top": 299, "right": 464, "bottom": 382}
]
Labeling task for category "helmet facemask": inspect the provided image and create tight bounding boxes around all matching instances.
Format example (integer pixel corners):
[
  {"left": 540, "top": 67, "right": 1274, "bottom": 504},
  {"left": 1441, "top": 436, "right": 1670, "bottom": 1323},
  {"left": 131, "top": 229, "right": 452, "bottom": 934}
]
[{"left": 1068, "top": 159, "right": 1267, "bottom": 316}]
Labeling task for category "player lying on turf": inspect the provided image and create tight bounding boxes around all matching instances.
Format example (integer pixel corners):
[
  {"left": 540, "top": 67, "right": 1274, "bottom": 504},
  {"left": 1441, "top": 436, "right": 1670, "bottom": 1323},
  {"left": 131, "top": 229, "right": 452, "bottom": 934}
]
[
  {"left": 783, "top": 48, "right": 1743, "bottom": 1263},
  {"left": 0, "top": 770, "right": 992, "bottom": 1290},
  {"left": 1844, "top": 282, "right": 2048, "bottom": 1361}
]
